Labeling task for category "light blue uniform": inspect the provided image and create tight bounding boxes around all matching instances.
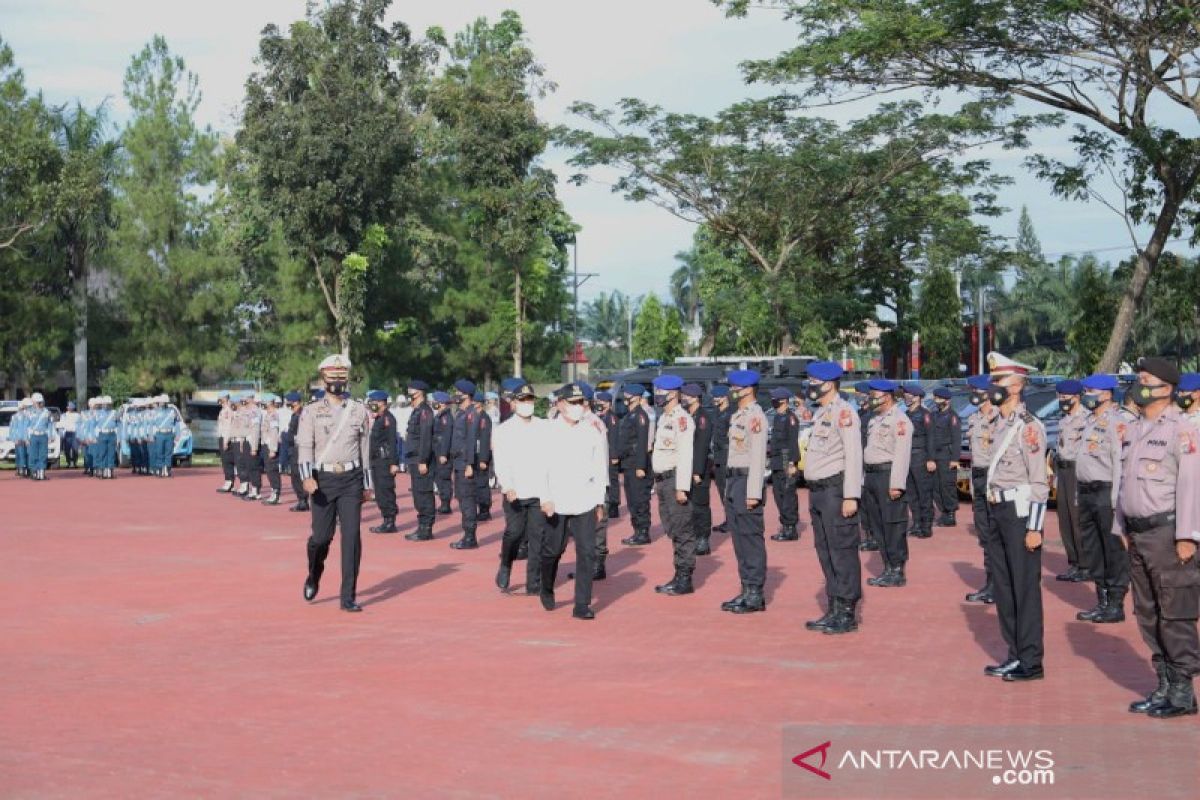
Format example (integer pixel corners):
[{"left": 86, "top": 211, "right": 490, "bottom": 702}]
[
  {"left": 12, "top": 406, "right": 28, "bottom": 475},
  {"left": 96, "top": 406, "right": 119, "bottom": 475},
  {"left": 152, "top": 405, "right": 180, "bottom": 475},
  {"left": 26, "top": 405, "right": 53, "bottom": 475}
]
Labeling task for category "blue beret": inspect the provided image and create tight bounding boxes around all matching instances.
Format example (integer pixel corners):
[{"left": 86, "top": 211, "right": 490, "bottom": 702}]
[
  {"left": 868, "top": 379, "right": 898, "bottom": 392},
  {"left": 1082, "top": 374, "right": 1119, "bottom": 391},
  {"left": 500, "top": 377, "right": 524, "bottom": 393},
  {"left": 284, "top": 391, "right": 302, "bottom": 403},
  {"left": 312, "top": 389, "right": 326, "bottom": 400},
  {"left": 576, "top": 381, "right": 595, "bottom": 400},
  {"left": 854, "top": 381, "right": 872, "bottom": 394},
  {"left": 806, "top": 361, "right": 843, "bottom": 382},
  {"left": 1181, "top": 373, "right": 1200, "bottom": 392},
  {"left": 681, "top": 383, "right": 703, "bottom": 398},
  {"left": 652, "top": 375, "right": 684, "bottom": 391},
  {"left": 728, "top": 369, "right": 760, "bottom": 388},
  {"left": 431, "top": 391, "right": 451, "bottom": 404},
  {"left": 966, "top": 375, "right": 990, "bottom": 390},
  {"left": 902, "top": 383, "right": 925, "bottom": 397},
  {"left": 933, "top": 387, "right": 952, "bottom": 400},
  {"left": 595, "top": 391, "right": 613, "bottom": 403},
  {"left": 769, "top": 387, "right": 793, "bottom": 401},
  {"left": 367, "top": 390, "right": 388, "bottom": 402},
  {"left": 454, "top": 379, "right": 476, "bottom": 396},
  {"left": 408, "top": 379, "right": 429, "bottom": 393},
  {"left": 710, "top": 385, "right": 730, "bottom": 398},
  {"left": 623, "top": 383, "right": 645, "bottom": 397},
  {"left": 1055, "top": 379, "right": 1083, "bottom": 395},
  {"left": 473, "top": 390, "right": 485, "bottom": 402}
]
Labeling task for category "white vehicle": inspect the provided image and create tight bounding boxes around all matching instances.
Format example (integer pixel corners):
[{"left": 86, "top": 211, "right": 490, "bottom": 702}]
[{"left": 0, "top": 402, "right": 64, "bottom": 465}]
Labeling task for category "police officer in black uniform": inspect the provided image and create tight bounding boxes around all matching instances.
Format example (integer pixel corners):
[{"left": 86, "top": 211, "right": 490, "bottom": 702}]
[
  {"left": 284, "top": 391, "right": 309, "bottom": 512},
  {"left": 682, "top": 383, "right": 715, "bottom": 556},
  {"left": 473, "top": 390, "right": 494, "bottom": 521},
  {"left": 619, "top": 384, "right": 654, "bottom": 546},
  {"left": 367, "top": 390, "right": 400, "bottom": 534},
  {"left": 596, "top": 391, "right": 622, "bottom": 518},
  {"left": 929, "top": 387, "right": 961, "bottom": 527},
  {"left": 902, "top": 384, "right": 935, "bottom": 538},
  {"left": 855, "top": 381, "right": 879, "bottom": 552},
  {"left": 710, "top": 385, "right": 732, "bottom": 536},
  {"left": 432, "top": 391, "right": 454, "bottom": 516},
  {"left": 768, "top": 387, "right": 801, "bottom": 542},
  {"left": 448, "top": 379, "right": 486, "bottom": 550},
  {"left": 403, "top": 380, "right": 437, "bottom": 541}
]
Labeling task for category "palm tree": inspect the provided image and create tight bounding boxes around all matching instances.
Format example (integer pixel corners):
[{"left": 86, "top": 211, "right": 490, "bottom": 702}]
[
  {"left": 670, "top": 251, "right": 702, "bottom": 330},
  {"left": 582, "top": 290, "right": 633, "bottom": 369}
]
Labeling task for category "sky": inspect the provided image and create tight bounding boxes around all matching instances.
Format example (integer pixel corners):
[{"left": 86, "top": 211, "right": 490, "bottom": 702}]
[{"left": 1, "top": 0, "right": 1183, "bottom": 306}]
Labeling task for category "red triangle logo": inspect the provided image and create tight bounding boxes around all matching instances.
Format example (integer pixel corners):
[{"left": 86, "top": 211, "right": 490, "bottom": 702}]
[{"left": 792, "top": 741, "right": 832, "bottom": 780}]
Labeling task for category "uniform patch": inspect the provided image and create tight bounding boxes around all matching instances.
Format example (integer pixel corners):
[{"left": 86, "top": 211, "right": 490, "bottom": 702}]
[
  {"left": 750, "top": 417, "right": 762, "bottom": 434},
  {"left": 678, "top": 417, "right": 688, "bottom": 432},
  {"left": 1117, "top": 423, "right": 1127, "bottom": 442},
  {"left": 896, "top": 421, "right": 906, "bottom": 437},
  {"left": 839, "top": 409, "right": 852, "bottom": 428},
  {"left": 1182, "top": 430, "right": 1198, "bottom": 455},
  {"left": 1023, "top": 425, "right": 1039, "bottom": 452}
]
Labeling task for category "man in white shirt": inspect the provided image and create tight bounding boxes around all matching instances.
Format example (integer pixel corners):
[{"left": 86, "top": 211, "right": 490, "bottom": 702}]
[
  {"left": 540, "top": 383, "right": 609, "bottom": 620},
  {"left": 493, "top": 383, "right": 549, "bottom": 594},
  {"left": 61, "top": 401, "right": 81, "bottom": 468}
]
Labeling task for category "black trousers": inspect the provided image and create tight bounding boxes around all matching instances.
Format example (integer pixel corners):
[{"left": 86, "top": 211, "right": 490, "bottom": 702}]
[
  {"left": 436, "top": 461, "right": 453, "bottom": 508},
  {"left": 372, "top": 463, "right": 397, "bottom": 518},
  {"left": 221, "top": 440, "right": 237, "bottom": 481},
  {"left": 307, "top": 469, "right": 364, "bottom": 605},
  {"left": 970, "top": 472, "right": 993, "bottom": 584},
  {"left": 770, "top": 468, "right": 798, "bottom": 528},
  {"left": 723, "top": 473, "right": 766, "bottom": 585},
  {"left": 906, "top": 463, "right": 933, "bottom": 532},
  {"left": 1056, "top": 463, "right": 1082, "bottom": 568},
  {"left": 289, "top": 452, "right": 308, "bottom": 502},
  {"left": 932, "top": 459, "right": 959, "bottom": 514},
  {"left": 542, "top": 510, "right": 597, "bottom": 608},
  {"left": 501, "top": 497, "right": 545, "bottom": 588},
  {"left": 623, "top": 466, "right": 652, "bottom": 532},
  {"left": 237, "top": 442, "right": 260, "bottom": 489},
  {"left": 453, "top": 465, "right": 477, "bottom": 533},
  {"left": 607, "top": 462, "right": 621, "bottom": 509},
  {"left": 657, "top": 478, "right": 695, "bottom": 576},
  {"left": 263, "top": 450, "right": 281, "bottom": 494},
  {"left": 690, "top": 468, "right": 712, "bottom": 540},
  {"left": 62, "top": 432, "right": 78, "bottom": 466},
  {"left": 407, "top": 460, "right": 435, "bottom": 527},
  {"left": 811, "top": 481, "right": 862, "bottom": 603},
  {"left": 1077, "top": 483, "right": 1129, "bottom": 591},
  {"left": 1128, "top": 523, "right": 1200, "bottom": 677},
  {"left": 983, "top": 500, "right": 1044, "bottom": 669},
  {"left": 864, "top": 470, "right": 908, "bottom": 567},
  {"left": 475, "top": 465, "right": 492, "bottom": 512}
]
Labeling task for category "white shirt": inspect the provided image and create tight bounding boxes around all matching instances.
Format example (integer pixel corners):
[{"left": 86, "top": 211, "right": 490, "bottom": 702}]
[
  {"left": 543, "top": 414, "right": 608, "bottom": 515},
  {"left": 493, "top": 415, "right": 551, "bottom": 500},
  {"left": 61, "top": 411, "right": 80, "bottom": 433},
  {"left": 393, "top": 404, "right": 413, "bottom": 433}
]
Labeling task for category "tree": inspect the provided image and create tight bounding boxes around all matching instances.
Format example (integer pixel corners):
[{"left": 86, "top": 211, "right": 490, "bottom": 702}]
[
  {"left": 50, "top": 102, "right": 119, "bottom": 402},
  {"left": 0, "top": 37, "right": 58, "bottom": 251},
  {"left": 670, "top": 252, "right": 702, "bottom": 334},
  {"left": 718, "top": 0, "right": 1200, "bottom": 372},
  {"left": 632, "top": 294, "right": 684, "bottom": 363},
  {"left": 1068, "top": 257, "right": 1119, "bottom": 373},
  {"left": 108, "top": 37, "right": 239, "bottom": 397},
  {"left": 916, "top": 264, "right": 962, "bottom": 377},
  {"left": 238, "top": 0, "right": 431, "bottom": 358},
  {"left": 582, "top": 290, "right": 632, "bottom": 370}
]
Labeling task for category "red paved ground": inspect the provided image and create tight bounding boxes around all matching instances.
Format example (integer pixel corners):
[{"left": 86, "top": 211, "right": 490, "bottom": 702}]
[{"left": 0, "top": 467, "right": 1186, "bottom": 797}]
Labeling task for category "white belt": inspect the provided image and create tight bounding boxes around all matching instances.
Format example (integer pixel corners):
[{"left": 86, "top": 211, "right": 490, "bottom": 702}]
[
  {"left": 318, "top": 461, "right": 361, "bottom": 474},
  {"left": 987, "top": 488, "right": 1021, "bottom": 504}
]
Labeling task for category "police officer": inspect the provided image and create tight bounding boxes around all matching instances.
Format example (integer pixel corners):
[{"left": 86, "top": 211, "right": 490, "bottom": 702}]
[
  {"left": 802, "top": 362, "right": 864, "bottom": 634},
  {"left": 432, "top": 391, "right": 455, "bottom": 517},
  {"left": 595, "top": 391, "right": 622, "bottom": 519},
  {"left": 402, "top": 380, "right": 437, "bottom": 540},
  {"left": 855, "top": 381, "right": 880, "bottom": 552},
  {"left": 618, "top": 384, "right": 654, "bottom": 546},
  {"left": 80, "top": 398, "right": 96, "bottom": 476},
  {"left": 12, "top": 399, "right": 29, "bottom": 477},
  {"left": 1073, "top": 374, "right": 1131, "bottom": 623},
  {"left": 965, "top": 375, "right": 998, "bottom": 603},
  {"left": 862, "top": 380, "right": 913, "bottom": 587},
  {"left": 366, "top": 390, "right": 400, "bottom": 533},
  {"left": 284, "top": 391, "right": 310, "bottom": 511},
  {"left": 767, "top": 387, "right": 801, "bottom": 542},
  {"left": 96, "top": 396, "right": 119, "bottom": 479},
  {"left": 216, "top": 391, "right": 237, "bottom": 493},
  {"left": 1052, "top": 379, "right": 1088, "bottom": 581},
  {"left": 929, "top": 387, "right": 961, "bottom": 527},
  {"left": 61, "top": 401, "right": 80, "bottom": 468},
  {"left": 26, "top": 393, "right": 52, "bottom": 480},
  {"left": 648, "top": 375, "right": 697, "bottom": 595},
  {"left": 153, "top": 394, "right": 180, "bottom": 478},
  {"left": 576, "top": 382, "right": 611, "bottom": 581},
  {"left": 901, "top": 384, "right": 934, "bottom": 539},
  {"left": 710, "top": 385, "right": 732, "bottom": 537},
  {"left": 493, "top": 382, "right": 549, "bottom": 593},
  {"left": 1117, "top": 357, "right": 1200, "bottom": 717},
  {"left": 981, "top": 353, "right": 1048, "bottom": 683},
  {"left": 258, "top": 394, "right": 283, "bottom": 501},
  {"left": 1176, "top": 373, "right": 1200, "bottom": 420},
  {"left": 473, "top": 389, "right": 495, "bottom": 521},
  {"left": 721, "top": 370, "right": 769, "bottom": 614},
  {"left": 682, "top": 383, "right": 715, "bottom": 557},
  {"left": 298, "top": 354, "right": 373, "bottom": 613},
  {"left": 448, "top": 379, "right": 486, "bottom": 550}
]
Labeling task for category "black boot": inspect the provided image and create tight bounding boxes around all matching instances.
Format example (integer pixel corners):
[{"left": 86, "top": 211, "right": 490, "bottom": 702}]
[
  {"left": 936, "top": 513, "right": 956, "bottom": 527},
  {"left": 823, "top": 599, "right": 859, "bottom": 635},
  {"left": 370, "top": 517, "right": 397, "bottom": 534},
  {"left": 607, "top": 502, "right": 619, "bottom": 519},
  {"left": 878, "top": 565, "right": 906, "bottom": 587},
  {"left": 495, "top": 563, "right": 511, "bottom": 590},
  {"left": 695, "top": 534, "right": 711, "bottom": 556},
  {"left": 965, "top": 581, "right": 996, "bottom": 604},
  {"left": 516, "top": 540, "right": 529, "bottom": 560},
  {"left": 1130, "top": 662, "right": 1171, "bottom": 713},
  {"left": 712, "top": 521, "right": 728, "bottom": 533},
  {"left": 770, "top": 525, "right": 798, "bottom": 542},
  {"left": 437, "top": 503, "right": 453, "bottom": 515},
  {"left": 730, "top": 584, "right": 765, "bottom": 614},
  {"left": 859, "top": 537, "right": 879, "bottom": 552},
  {"left": 867, "top": 565, "right": 893, "bottom": 587},
  {"left": 593, "top": 557, "right": 606, "bottom": 581},
  {"left": 450, "top": 529, "right": 478, "bottom": 549},
  {"left": 1148, "top": 669, "right": 1198, "bottom": 718},
  {"left": 805, "top": 598, "right": 839, "bottom": 631},
  {"left": 662, "top": 571, "right": 693, "bottom": 595},
  {"left": 1076, "top": 586, "right": 1109, "bottom": 622},
  {"left": 477, "top": 508, "right": 492, "bottom": 521},
  {"left": 405, "top": 525, "right": 434, "bottom": 541},
  {"left": 655, "top": 572, "right": 681, "bottom": 594},
  {"left": 621, "top": 528, "right": 650, "bottom": 546},
  {"left": 1094, "top": 587, "right": 1126, "bottom": 623},
  {"left": 290, "top": 499, "right": 310, "bottom": 512},
  {"left": 721, "top": 582, "right": 748, "bottom": 612}
]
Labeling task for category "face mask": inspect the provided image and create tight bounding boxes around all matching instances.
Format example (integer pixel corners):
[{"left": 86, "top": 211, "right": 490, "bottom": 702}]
[
  {"left": 514, "top": 402, "right": 535, "bottom": 418},
  {"left": 968, "top": 392, "right": 984, "bottom": 407},
  {"left": 1058, "top": 398, "right": 1075, "bottom": 414},
  {"left": 869, "top": 395, "right": 886, "bottom": 410},
  {"left": 563, "top": 403, "right": 585, "bottom": 422},
  {"left": 987, "top": 384, "right": 1009, "bottom": 406},
  {"left": 1131, "top": 384, "right": 1160, "bottom": 407},
  {"left": 653, "top": 392, "right": 670, "bottom": 407},
  {"left": 806, "top": 383, "right": 831, "bottom": 403},
  {"left": 1177, "top": 393, "right": 1195, "bottom": 411},
  {"left": 936, "top": 400, "right": 950, "bottom": 410},
  {"left": 326, "top": 380, "right": 347, "bottom": 395},
  {"left": 1080, "top": 393, "right": 1100, "bottom": 411}
]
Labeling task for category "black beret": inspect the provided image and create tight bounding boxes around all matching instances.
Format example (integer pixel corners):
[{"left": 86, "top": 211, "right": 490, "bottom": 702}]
[{"left": 1136, "top": 356, "right": 1181, "bottom": 386}]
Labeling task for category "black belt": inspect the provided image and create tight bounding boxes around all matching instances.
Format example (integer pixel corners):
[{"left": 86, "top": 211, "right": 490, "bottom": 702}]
[
  {"left": 865, "top": 462, "right": 891, "bottom": 473},
  {"left": 1125, "top": 512, "right": 1175, "bottom": 534},
  {"left": 1078, "top": 480, "right": 1112, "bottom": 493},
  {"left": 807, "top": 473, "right": 843, "bottom": 490},
  {"left": 1056, "top": 458, "right": 1076, "bottom": 469},
  {"left": 654, "top": 470, "right": 676, "bottom": 483},
  {"left": 971, "top": 468, "right": 988, "bottom": 479},
  {"left": 727, "top": 467, "right": 750, "bottom": 476}
]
